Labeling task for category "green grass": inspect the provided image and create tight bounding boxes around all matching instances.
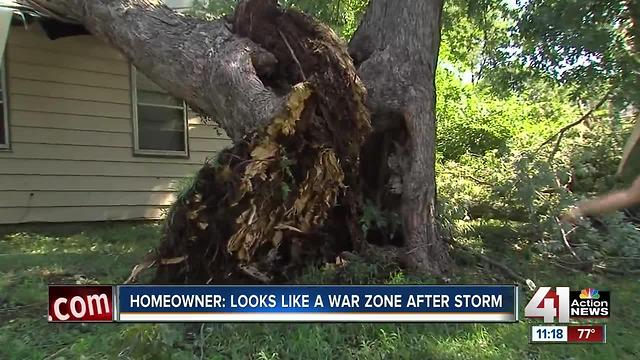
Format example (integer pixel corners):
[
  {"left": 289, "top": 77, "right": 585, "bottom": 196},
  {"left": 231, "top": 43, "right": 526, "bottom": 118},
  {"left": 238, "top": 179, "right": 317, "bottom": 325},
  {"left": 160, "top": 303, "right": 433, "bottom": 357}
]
[{"left": 0, "top": 222, "right": 638, "bottom": 359}]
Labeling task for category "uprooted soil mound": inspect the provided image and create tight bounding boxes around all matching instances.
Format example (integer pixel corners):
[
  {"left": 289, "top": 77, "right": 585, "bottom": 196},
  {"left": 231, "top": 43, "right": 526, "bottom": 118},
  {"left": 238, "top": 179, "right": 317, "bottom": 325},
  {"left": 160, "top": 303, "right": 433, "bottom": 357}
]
[{"left": 131, "top": 0, "right": 372, "bottom": 284}]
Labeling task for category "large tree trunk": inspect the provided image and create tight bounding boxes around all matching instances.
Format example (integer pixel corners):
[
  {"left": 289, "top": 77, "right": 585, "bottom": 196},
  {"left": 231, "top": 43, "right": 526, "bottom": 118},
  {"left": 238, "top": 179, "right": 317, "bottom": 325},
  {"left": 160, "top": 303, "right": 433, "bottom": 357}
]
[
  {"left": 24, "top": 0, "right": 451, "bottom": 279},
  {"left": 349, "top": 0, "right": 451, "bottom": 275}
]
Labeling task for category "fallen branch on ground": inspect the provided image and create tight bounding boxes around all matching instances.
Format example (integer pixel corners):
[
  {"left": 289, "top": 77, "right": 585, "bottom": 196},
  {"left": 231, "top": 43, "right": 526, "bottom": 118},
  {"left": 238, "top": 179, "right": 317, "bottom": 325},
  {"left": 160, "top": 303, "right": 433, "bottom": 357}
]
[
  {"left": 549, "top": 260, "right": 581, "bottom": 273},
  {"left": 550, "top": 259, "right": 640, "bottom": 275},
  {"left": 593, "top": 264, "right": 640, "bottom": 275},
  {"left": 453, "top": 244, "right": 532, "bottom": 286},
  {"left": 555, "top": 217, "right": 582, "bottom": 262}
]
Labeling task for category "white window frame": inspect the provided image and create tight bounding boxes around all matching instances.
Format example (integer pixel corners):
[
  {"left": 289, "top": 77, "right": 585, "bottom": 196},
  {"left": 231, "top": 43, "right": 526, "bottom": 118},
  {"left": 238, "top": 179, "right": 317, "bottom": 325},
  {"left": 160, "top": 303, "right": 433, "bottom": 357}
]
[
  {"left": 130, "top": 65, "right": 189, "bottom": 157},
  {"left": 0, "top": 60, "right": 9, "bottom": 150}
]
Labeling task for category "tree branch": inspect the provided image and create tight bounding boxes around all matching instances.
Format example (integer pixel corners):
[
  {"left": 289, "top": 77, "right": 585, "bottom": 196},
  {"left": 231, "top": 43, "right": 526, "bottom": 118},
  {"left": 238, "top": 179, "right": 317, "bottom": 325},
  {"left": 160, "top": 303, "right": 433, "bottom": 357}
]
[
  {"left": 536, "top": 91, "right": 611, "bottom": 161},
  {"left": 454, "top": 244, "right": 530, "bottom": 285},
  {"left": 21, "top": 0, "right": 284, "bottom": 141},
  {"left": 555, "top": 217, "right": 582, "bottom": 262}
]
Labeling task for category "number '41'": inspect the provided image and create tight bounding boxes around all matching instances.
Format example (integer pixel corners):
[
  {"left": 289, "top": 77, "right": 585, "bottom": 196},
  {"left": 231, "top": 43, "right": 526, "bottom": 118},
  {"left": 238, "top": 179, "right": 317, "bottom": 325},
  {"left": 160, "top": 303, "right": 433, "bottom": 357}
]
[{"left": 524, "top": 287, "right": 570, "bottom": 323}]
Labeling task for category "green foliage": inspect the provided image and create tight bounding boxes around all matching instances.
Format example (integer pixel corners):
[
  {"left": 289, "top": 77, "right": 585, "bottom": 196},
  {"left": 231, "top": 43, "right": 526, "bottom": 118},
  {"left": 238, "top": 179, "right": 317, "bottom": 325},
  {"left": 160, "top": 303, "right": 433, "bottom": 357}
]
[
  {"left": 120, "top": 324, "right": 194, "bottom": 360},
  {"left": 278, "top": 154, "right": 296, "bottom": 200},
  {"left": 436, "top": 69, "right": 513, "bottom": 160},
  {"left": 189, "top": 0, "right": 236, "bottom": 19},
  {"left": 436, "top": 0, "right": 640, "bottom": 272},
  {"left": 436, "top": 0, "right": 640, "bottom": 267},
  {"left": 480, "top": 0, "right": 639, "bottom": 109},
  {"left": 281, "top": 0, "right": 368, "bottom": 39},
  {"left": 189, "top": 0, "right": 368, "bottom": 39},
  {"left": 438, "top": 112, "right": 640, "bottom": 271},
  {"left": 440, "top": 0, "right": 640, "bottom": 112},
  {"left": 359, "top": 199, "right": 401, "bottom": 236},
  {"left": 172, "top": 174, "right": 198, "bottom": 204},
  {"left": 441, "top": 0, "right": 515, "bottom": 75},
  {"left": 435, "top": 63, "right": 575, "bottom": 160}
]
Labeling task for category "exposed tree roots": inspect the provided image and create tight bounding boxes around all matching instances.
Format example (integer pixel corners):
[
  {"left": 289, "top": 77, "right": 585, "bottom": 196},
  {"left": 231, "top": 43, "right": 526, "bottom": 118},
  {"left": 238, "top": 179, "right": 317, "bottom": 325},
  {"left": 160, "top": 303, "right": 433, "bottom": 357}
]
[{"left": 142, "top": 0, "right": 372, "bottom": 284}]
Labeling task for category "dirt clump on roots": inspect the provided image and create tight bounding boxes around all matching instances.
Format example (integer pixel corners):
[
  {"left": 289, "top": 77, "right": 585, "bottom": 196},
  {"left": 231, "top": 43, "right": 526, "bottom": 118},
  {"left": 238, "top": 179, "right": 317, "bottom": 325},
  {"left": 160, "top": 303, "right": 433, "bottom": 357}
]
[{"left": 130, "top": 0, "right": 372, "bottom": 284}]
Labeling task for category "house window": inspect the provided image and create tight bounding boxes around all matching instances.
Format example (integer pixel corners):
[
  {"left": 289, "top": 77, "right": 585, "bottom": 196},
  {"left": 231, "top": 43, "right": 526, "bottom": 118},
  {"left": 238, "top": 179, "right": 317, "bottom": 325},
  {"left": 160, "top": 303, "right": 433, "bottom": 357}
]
[
  {"left": 0, "top": 61, "right": 8, "bottom": 150},
  {"left": 131, "top": 66, "right": 188, "bottom": 156}
]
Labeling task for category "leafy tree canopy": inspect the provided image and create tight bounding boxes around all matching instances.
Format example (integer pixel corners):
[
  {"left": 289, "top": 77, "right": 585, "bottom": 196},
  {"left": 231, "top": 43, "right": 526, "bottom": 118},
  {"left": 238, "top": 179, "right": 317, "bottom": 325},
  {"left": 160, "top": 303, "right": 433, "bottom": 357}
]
[{"left": 510, "top": 0, "right": 638, "bottom": 107}]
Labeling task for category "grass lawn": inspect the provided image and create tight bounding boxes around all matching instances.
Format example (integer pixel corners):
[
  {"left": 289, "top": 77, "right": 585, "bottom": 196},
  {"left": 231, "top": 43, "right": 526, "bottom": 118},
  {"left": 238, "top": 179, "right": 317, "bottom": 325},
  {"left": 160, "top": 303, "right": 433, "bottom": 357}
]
[{"left": 0, "top": 222, "right": 638, "bottom": 359}]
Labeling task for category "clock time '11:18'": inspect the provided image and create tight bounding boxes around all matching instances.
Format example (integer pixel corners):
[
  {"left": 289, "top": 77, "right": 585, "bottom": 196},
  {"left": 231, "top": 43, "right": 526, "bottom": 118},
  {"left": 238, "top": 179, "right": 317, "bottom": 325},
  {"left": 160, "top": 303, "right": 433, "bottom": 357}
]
[
  {"left": 537, "top": 328, "right": 563, "bottom": 338},
  {"left": 530, "top": 325, "right": 568, "bottom": 343}
]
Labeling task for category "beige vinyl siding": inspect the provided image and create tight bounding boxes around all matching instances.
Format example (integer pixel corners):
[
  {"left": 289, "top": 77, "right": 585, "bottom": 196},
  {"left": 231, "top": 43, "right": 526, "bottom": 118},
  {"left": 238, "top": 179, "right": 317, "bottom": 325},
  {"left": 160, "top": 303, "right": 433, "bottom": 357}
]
[
  {"left": 8, "top": 46, "right": 129, "bottom": 75},
  {"left": 6, "top": 27, "right": 124, "bottom": 60},
  {"left": 0, "top": 175, "right": 188, "bottom": 192},
  {"left": 0, "top": 206, "right": 169, "bottom": 223},
  {"left": 0, "top": 143, "right": 224, "bottom": 164},
  {"left": 12, "top": 79, "right": 131, "bottom": 104},
  {"left": 0, "top": 158, "right": 206, "bottom": 177},
  {"left": 1, "top": 191, "right": 177, "bottom": 207},
  {"left": 0, "top": 25, "right": 231, "bottom": 224},
  {"left": 9, "top": 62, "right": 129, "bottom": 89}
]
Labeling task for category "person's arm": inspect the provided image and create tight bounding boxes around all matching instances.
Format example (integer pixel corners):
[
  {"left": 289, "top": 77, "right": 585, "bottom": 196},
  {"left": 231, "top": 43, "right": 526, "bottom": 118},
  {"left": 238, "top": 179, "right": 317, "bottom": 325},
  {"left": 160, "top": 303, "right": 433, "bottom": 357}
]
[{"left": 561, "top": 176, "right": 640, "bottom": 223}]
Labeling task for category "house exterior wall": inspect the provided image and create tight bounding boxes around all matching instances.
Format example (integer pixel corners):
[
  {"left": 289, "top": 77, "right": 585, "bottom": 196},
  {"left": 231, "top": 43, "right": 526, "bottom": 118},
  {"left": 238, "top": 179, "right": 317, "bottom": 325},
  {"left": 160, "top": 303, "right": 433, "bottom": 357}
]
[{"left": 0, "top": 25, "right": 231, "bottom": 223}]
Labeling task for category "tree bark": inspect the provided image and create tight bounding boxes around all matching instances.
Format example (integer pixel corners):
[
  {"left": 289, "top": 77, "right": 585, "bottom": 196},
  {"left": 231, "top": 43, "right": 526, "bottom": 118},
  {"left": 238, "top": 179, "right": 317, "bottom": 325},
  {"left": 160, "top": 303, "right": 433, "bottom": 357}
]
[
  {"left": 349, "top": 0, "right": 451, "bottom": 275},
  {"left": 23, "top": 0, "right": 283, "bottom": 141}
]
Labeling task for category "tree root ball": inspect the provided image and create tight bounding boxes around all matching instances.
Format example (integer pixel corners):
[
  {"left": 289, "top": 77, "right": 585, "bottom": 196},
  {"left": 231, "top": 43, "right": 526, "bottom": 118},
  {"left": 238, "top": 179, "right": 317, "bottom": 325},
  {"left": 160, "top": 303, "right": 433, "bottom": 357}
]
[{"left": 149, "top": 0, "right": 371, "bottom": 284}]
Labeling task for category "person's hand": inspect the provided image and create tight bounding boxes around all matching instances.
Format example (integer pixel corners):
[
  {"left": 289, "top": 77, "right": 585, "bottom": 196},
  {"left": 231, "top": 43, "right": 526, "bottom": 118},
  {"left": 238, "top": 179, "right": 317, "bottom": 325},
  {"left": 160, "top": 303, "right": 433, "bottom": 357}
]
[{"left": 560, "top": 206, "right": 583, "bottom": 224}]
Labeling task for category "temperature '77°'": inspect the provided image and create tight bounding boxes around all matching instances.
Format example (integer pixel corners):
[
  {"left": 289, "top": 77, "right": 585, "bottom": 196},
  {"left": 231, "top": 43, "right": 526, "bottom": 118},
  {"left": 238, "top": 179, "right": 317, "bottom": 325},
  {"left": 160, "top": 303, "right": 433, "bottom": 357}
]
[{"left": 577, "top": 328, "right": 596, "bottom": 339}]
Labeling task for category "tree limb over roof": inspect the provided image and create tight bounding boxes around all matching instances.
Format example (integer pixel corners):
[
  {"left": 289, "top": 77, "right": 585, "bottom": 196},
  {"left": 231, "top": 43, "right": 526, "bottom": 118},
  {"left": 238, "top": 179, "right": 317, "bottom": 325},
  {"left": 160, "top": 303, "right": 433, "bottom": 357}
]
[
  {"left": 0, "top": 0, "right": 91, "bottom": 39},
  {"left": 2, "top": 0, "right": 77, "bottom": 23}
]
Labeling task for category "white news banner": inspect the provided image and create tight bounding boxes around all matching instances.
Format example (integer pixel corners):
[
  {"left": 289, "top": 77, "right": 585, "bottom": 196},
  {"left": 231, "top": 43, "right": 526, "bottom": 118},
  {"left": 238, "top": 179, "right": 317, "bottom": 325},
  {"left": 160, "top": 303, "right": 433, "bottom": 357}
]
[{"left": 530, "top": 325, "right": 568, "bottom": 343}]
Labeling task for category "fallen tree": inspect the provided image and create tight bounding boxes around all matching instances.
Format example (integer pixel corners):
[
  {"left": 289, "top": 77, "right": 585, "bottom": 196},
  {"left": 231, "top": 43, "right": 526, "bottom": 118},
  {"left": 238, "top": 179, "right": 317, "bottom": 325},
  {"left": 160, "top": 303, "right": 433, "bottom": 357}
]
[{"left": 24, "top": 0, "right": 452, "bottom": 281}]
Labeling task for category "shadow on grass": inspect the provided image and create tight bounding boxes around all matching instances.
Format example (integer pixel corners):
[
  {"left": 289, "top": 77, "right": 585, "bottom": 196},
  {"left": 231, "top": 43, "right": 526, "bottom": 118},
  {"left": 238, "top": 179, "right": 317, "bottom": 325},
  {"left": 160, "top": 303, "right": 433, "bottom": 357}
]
[{"left": 0, "top": 222, "right": 161, "bottom": 320}]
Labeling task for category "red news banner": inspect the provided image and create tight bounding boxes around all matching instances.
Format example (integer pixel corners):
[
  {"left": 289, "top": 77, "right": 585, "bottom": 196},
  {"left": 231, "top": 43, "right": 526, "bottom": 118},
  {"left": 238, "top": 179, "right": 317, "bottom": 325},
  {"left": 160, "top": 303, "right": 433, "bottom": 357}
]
[
  {"left": 567, "top": 325, "right": 606, "bottom": 343},
  {"left": 48, "top": 285, "right": 114, "bottom": 322}
]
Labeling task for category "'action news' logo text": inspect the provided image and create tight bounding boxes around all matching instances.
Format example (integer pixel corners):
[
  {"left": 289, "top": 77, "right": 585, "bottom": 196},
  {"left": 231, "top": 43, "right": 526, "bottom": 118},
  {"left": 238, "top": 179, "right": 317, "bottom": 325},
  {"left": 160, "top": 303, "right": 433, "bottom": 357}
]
[{"left": 524, "top": 286, "right": 610, "bottom": 323}]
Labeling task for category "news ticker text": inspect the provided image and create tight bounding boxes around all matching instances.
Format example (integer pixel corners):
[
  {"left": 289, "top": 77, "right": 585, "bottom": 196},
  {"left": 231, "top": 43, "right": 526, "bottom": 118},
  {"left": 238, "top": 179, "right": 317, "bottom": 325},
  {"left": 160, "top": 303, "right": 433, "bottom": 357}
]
[{"left": 48, "top": 284, "right": 518, "bottom": 323}]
